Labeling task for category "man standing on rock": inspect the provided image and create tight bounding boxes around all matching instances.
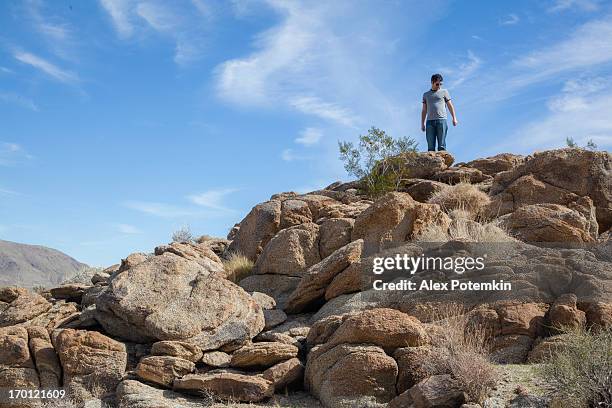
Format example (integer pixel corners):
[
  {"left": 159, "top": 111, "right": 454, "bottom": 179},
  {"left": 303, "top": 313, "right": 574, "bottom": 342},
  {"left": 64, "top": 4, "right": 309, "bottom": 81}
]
[{"left": 421, "top": 73, "right": 458, "bottom": 151}]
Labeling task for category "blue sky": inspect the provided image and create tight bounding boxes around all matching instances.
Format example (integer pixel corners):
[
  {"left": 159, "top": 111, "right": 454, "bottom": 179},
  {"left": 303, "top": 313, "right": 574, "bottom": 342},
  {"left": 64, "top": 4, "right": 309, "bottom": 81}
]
[{"left": 2, "top": 0, "right": 612, "bottom": 266}]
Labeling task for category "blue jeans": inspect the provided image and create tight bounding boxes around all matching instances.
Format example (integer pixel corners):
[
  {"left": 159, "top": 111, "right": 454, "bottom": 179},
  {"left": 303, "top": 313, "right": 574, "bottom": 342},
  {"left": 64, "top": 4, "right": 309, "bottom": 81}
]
[{"left": 426, "top": 119, "right": 447, "bottom": 151}]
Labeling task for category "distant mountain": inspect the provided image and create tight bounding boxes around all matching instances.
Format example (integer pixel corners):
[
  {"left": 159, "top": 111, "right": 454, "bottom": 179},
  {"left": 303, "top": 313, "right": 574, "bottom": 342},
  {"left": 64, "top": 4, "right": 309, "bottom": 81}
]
[{"left": 0, "top": 239, "right": 88, "bottom": 288}]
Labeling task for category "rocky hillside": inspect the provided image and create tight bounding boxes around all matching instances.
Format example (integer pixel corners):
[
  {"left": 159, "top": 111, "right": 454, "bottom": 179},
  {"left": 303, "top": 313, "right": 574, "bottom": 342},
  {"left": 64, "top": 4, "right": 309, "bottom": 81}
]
[
  {"left": 0, "top": 239, "right": 88, "bottom": 288},
  {"left": 0, "top": 148, "right": 610, "bottom": 408}
]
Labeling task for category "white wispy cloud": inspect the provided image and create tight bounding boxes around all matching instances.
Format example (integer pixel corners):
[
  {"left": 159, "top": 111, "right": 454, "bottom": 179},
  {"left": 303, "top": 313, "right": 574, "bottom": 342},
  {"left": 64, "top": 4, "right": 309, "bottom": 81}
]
[
  {"left": 0, "top": 142, "right": 34, "bottom": 166},
  {"left": 0, "top": 187, "right": 20, "bottom": 196},
  {"left": 289, "top": 96, "right": 358, "bottom": 127},
  {"left": 115, "top": 223, "right": 143, "bottom": 234},
  {"left": 214, "top": 1, "right": 367, "bottom": 127},
  {"left": 99, "top": 0, "right": 134, "bottom": 38},
  {"left": 25, "top": 0, "right": 75, "bottom": 59},
  {"left": 13, "top": 51, "right": 79, "bottom": 83},
  {"left": 124, "top": 189, "right": 237, "bottom": 217},
  {"left": 0, "top": 67, "right": 13, "bottom": 74},
  {"left": 187, "top": 188, "right": 237, "bottom": 211},
  {"left": 447, "top": 50, "right": 482, "bottom": 88},
  {"left": 99, "top": 0, "right": 206, "bottom": 65},
  {"left": 281, "top": 149, "right": 296, "bottom": 162},
  {"left": 136, "top": 2, "right": 178, "bottom": 32},
  {"left": 548, "top": 0, "right": 600, "bottom": 12},
  {"left": 0, "top": 92, "right": 38, "bottom": 111},
  {"left": 190, "top": 0, "right": 210, "bottom": 17},
  {"left": 500, "top": 13, "right": 520, "bottom": 25},
  {"left": 281, "top": 148, "right": 313, "bottom": 162},
  {"left": 466, "top": 13, "right": 612, "bottom": 106},
  {"left": 513, "top": 15, "right": 612, "bottom": 75},
  {"left": 501, "top": 77, "right": 612, "bottom": 151},
  {"left": 124, "top": 200, "right": 199, "bottom": 217},
  {"left": 295, "top": 127, "right": 323, "bottom": 146},
  {"left": 214, "top": 1, "right": 316, "bottom": 106},
  {"left": 214, "top": 1, "right": 450, "bottom": 136}
]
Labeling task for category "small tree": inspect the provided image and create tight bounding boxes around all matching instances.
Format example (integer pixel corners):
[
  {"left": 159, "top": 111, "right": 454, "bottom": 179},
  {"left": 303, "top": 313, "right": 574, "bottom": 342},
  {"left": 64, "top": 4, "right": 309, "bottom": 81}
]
[
  {"left": 565, "top": 137, "right": 598, "bottom": 150},
  {"left": 338, "top": 127, "right": 418, "bottom": 198},
  {"left": 172, "top": 226, "right": 193, "bottom": 243},
  {"left": 586, "top": 139, "right": 598, "bottom": 150}
]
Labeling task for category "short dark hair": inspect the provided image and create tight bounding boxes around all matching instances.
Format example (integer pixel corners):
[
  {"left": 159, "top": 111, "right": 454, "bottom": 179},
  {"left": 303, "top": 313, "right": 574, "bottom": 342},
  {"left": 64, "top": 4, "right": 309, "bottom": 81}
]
[{"left": 431, "top": 73, "right": 443, "bottom": 83}]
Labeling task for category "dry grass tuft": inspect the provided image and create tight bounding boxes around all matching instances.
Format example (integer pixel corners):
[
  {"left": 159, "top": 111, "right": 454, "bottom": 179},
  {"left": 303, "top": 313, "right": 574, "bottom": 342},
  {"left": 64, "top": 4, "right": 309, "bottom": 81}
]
[
  {"left": 415, "top": 217, "right": 515, "bottom": 243},
  {"left": 222, "top": 252, "right": 254, "bottom": 283},
  {"left": 429, "top": 181, "right": 491, "bottom": 217},
  {"left": 424, "top": 303, "right": 499, "bottom": 404}
]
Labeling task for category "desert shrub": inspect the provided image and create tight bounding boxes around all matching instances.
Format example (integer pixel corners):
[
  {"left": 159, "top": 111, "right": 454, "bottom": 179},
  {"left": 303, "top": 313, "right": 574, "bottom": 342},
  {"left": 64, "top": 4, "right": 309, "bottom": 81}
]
[
  {"left": 541, "top": 326, "right": 612, "bottom": 407},
  {"left": 415, "top": 217, "right": 515, "bottom": 243},
  {"left": 566, "top": 136, "right": 578, "bottom": 148},
  {"left": 172, "top": 226, "right": 194, "bottom": 243},
  {"left": 428, "top": 181, "right": 491, "bottom": 216},
  {"left": 566, "top": 137, "right": 598, "bottom": 150},
  {"left": 222, "top": 252, "right": 254, "bottom": 282},
  {"left": 424, "top": 304, "right": 499, "bottom": 404},
  {"left": 339, "top": 127, "right": 418, "bottom": 198}
]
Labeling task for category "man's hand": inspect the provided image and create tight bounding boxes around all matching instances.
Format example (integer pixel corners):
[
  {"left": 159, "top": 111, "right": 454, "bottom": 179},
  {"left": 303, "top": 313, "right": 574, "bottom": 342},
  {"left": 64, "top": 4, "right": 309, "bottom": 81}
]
[
  {"left": 421, "top": 124, "right": 426, "bottom": 132},
  {"left": 452, "top": 118, "right": 458, "bottom": 126}
]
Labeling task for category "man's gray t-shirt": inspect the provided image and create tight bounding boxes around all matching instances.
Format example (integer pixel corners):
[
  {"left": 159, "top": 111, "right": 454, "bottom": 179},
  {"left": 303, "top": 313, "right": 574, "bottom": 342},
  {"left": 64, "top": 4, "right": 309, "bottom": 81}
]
[{"left": 423, "top": 89, "right": 451, "bottom": 120}]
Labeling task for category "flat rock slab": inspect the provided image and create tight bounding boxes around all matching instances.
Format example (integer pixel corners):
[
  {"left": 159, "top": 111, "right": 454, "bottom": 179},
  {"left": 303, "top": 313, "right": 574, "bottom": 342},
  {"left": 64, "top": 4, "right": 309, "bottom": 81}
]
[
  {"left": 135, "top": 355, "right": 195, "bottom": 388},
  {"left": 174, "top": 372, "right": 274, "bottom": 403},
  {"left": 230, "top": 342, "right": 299, "bottom": 368}
]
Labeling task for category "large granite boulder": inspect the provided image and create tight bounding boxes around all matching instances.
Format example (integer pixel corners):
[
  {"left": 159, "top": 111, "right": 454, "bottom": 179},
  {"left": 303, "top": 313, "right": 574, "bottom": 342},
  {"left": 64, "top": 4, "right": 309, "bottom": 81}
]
[
  {"left": 305, "top": 343, "right": 398, "bottom": 407},
  {"left": 490, "top": 149, "right": 612, "bottom": 231},
  {"left": 26, "top": 326, "right": 61, "bottom": 388},
  {"left": 285, "top": 240, "right": 363, "bottom": 313},
  {"left": 320, "top": 308, "right": 428, "bottom": 351},
  {"left": 0, "top": 288, "right": 52, "bottom": 327},
  {"left": 389, "top": 151, "right": 453, "bottom": 179},
  {"left": 500, "top": 202, "right": 599, "bottom": 243},
  {"left": 318, "top": 218, "right": 355, "bottom": 259},
  {"left": 154, "top": 241, "right": 224, "bottom": 271},
  {"left": 95, "top": 253, "right": 264, "bottom": 350},
  {"left": 226, "top": 200, "right": 281, "bottom": 261},
  {"left": 53, "top": 329, "right": 127, "bottom": 402},
  {"left": 253, "top": 222, "right": 321, "bottom": 276},
  {"left": 0, "top": 326, "right": 40, "bottom": 394},
  {"left": 463, "top": 153, "right": 525, "bottom": 176},
  {"left": 238, "top": 274, "right": 302, "bottom": 310},
  {"left": 352, "top": 192, "right": 450, "bottom": 255}
]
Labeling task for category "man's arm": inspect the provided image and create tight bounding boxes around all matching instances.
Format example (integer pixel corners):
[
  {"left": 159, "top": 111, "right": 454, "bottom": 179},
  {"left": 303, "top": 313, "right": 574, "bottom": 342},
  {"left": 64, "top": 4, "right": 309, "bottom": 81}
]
[
  {"left": 446, "top": 100, "right": 458, "bottom": 126},
  {"left": 421, "top": 102, "right": 427, "bottom": 132}
]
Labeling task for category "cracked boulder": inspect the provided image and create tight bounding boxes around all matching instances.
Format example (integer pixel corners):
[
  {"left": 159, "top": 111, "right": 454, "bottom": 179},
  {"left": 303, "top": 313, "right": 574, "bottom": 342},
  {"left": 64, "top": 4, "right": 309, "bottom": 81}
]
[
  {"left": 305, "top": 343, "right": 398, "bottom": 407},
  {"left": 95, "top": 253, "right": 264, "bottom": 350}
]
